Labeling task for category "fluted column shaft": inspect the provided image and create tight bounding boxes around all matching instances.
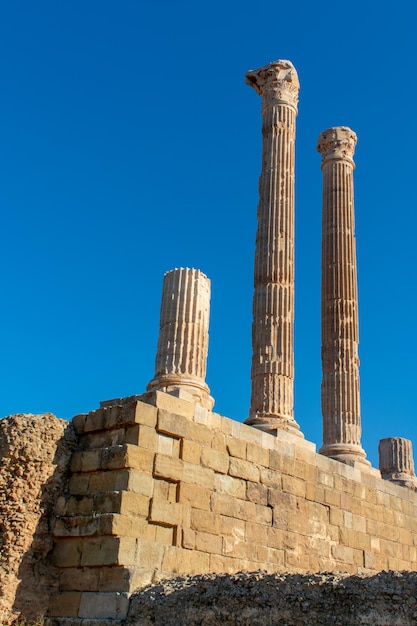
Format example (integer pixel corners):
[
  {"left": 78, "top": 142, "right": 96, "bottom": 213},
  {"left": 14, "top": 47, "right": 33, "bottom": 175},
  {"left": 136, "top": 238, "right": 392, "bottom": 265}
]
[
  {"left": 317, "top": 127, "right": 367, "bottom": 464},
  {"left": 379, "top": 437, "right": 417, "bottom": 489},
  {"left": 244, "top": 60, "right": 301, "bottom": 436},
  {"left": 147, "top": 267, "right": 213, "bottom": 409}
]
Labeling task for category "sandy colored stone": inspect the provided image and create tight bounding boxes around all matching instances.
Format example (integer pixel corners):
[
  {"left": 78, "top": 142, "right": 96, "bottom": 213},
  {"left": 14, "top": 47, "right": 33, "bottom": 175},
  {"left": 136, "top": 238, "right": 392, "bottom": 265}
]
[{"left": 147, "top": 268, "right": 214, "bottom": 410}]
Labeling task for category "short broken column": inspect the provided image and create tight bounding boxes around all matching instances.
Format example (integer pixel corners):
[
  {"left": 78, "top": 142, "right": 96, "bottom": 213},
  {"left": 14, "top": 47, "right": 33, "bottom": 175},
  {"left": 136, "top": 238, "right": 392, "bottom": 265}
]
[
  {"left": 379, "top": 437, "right": 417, "bottom": 489},
  {"left": 317, "top": 127, "right": 368, "bottom": 466},
  {"left": 244, "top": 60, "right": 302, "bottom": 437},
  {"left": 147, "top": 267, "right": 214, "bottom": 410}
]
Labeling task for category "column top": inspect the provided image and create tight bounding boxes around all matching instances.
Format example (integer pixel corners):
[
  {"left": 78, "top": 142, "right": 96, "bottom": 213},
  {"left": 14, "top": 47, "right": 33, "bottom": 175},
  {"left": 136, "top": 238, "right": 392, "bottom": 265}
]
[
  {"left": 246, "top": 60, "right": 300, "bottom": 112},
  {"left": 317, "top": 126, "right": 357, "bottom": 166}
]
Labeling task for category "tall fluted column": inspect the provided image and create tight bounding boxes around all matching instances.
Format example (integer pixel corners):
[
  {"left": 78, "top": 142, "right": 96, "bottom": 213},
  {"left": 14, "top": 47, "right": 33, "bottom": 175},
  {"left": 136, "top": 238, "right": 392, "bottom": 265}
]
[
  {"left": 379, "top": 437, "right": 417, "bottom": 489},
  {"left": 317, "top": 127, "right": 368, "bottom": 465},
  {"left": 147, "top": 267, "right": 214, "bottom": 410},
  {"left": 244, "top": 60, "right": 301, "bottom": 436}
]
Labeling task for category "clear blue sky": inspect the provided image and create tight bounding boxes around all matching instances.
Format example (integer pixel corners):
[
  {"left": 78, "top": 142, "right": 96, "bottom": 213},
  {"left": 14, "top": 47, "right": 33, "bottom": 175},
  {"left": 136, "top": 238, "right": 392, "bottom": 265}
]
[{"left": 1, "top": 1, "right": 416, "bottom": 468}]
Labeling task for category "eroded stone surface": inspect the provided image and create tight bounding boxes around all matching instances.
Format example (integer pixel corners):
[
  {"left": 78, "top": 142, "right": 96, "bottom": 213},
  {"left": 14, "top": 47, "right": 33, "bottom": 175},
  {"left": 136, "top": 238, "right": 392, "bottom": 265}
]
[
  {"left": 127, "top": 571, "right": 417, "bottom": 626},
  {"left": 147, "top": 267, "right": 213, "bottom": 410},
  {"left": 379, "top": 437, "right": 417, "bottom": 489},
  {"left": 245, "top": 60, "right": 301, "bottom": 437},
  {"left": 317, "top": 126, "right": 368, "bottom": 466},
  {"left": 0, "top": 413, "right": 77, "bottom": 623}
]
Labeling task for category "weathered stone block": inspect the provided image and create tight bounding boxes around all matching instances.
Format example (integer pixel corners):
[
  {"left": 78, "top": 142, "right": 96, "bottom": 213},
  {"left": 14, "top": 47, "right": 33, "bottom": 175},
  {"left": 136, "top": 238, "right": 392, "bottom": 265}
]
[
  {"left": 246, "top": 481, "right": 268, "bottom": 505},
  {"left": 157, "top": 408, "right": 189, "bottom": 438},
  {"left": 201, "top": 446, "right": 229, "bottom": 474},
  {"left": 282, "top": 474, "right": 306, "bottom": 498},
  {"left": 226, "top": 436, "right": 247, "bottom": 460},
  {"left": 78, "top": 592, "right": 130, "bottom": 619},
  {"left": 195, "top": 530, "right": 223, "bottom": 554},
  {"left": 246, "top": 442, "right": 270, "bottom": 467},
  {"left": 80, "top": 536, "right": 137, "bottom": 567},
  {"left": 51, "top": 538, "right": 83, "bottom": 567},
  {"left": 139, "top": 391, "right": 195, "bottom": 419},
  {"left": 183, "top": 461, "right": 215, "bottom": 488},
  {"left": 154, "top": 453, "right": 184, "bottom": 482},
  {"left": 48, "top": 592, "right": 81, "bottom": 617},
  {"left": 229, "top": 457, "right": 260, "bottom": 482},
  {"left": 190, "top": 508, "right": 219, "bottom": 534},
  {"left": 178, "top": 482, "right": 211, "bottom": 510},
  {"left": 149, "top": 500, "right": 181, "bottom": 526},
  {"left": 180, "top": 439, "right": 201, "bottom": 464}
]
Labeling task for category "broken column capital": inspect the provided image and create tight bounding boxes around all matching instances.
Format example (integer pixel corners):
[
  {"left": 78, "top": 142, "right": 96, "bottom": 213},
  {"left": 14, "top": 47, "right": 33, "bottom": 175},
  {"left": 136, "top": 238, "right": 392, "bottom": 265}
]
[
  {"left": 246, "top": 60, "right": 300, "bottom": 112},
  {"left": 317, "top": 126, "right": 357, "bottom": 166}
]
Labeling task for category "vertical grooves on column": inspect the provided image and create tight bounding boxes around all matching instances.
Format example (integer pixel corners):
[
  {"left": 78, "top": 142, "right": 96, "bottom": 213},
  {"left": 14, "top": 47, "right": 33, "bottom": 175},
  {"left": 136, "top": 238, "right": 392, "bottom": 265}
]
[
  {"left": 149, "top": 267, "right": 212, "bottom": 408},
  {"left": 250, "top": 103, "right": 296, "bottom": 424},
  {"left": 319, "top": 126, "right": 367, "bottom": 463}
]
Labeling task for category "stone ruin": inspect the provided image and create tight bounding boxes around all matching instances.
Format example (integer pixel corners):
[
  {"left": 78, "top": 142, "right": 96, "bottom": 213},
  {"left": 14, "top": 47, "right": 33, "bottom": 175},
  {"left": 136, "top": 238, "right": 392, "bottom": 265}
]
[{"left": 1, "top": 59, "right": 417, "bottom": 624}]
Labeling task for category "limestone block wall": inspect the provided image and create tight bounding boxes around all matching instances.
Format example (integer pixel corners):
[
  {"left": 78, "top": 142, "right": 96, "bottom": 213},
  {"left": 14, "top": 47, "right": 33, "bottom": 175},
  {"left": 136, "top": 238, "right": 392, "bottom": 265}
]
[{"left": 49, "top": 391, "right": 417, "bottom": 621}]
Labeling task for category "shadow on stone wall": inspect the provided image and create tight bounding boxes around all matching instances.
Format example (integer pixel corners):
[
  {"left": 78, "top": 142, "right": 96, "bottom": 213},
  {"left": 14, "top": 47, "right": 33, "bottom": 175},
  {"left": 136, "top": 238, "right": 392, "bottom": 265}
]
[
  {"left": 0, "top": 413, "right": 77, "bottom": 623},
  {"left": 126, "top": 570, "right": 417, "bottom": 626}
]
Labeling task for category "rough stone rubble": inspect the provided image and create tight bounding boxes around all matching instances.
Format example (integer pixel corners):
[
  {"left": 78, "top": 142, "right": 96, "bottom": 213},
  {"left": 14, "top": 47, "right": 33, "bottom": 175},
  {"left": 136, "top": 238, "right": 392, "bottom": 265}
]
[
  {"left": 127, "top": 570, "right": 417, "bottom": 626},
  {"left": 0, "top": 413, "right": 76, "bottom": 623}
]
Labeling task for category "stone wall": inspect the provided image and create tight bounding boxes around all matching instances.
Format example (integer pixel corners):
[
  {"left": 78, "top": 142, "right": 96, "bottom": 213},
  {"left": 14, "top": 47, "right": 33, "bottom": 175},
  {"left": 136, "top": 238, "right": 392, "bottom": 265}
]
[
  {"left": 0, "top": 413, "right": 76, "bottom": 623},
  {"left": 49, "top": 391, "right": 417, "bottom": 621}
]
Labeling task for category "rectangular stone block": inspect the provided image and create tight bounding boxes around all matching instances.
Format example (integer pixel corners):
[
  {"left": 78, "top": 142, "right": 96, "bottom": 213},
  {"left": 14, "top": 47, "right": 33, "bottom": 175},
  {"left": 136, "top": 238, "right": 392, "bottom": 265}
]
[
  {"left": 211, "top": 432, "right": 227, "bottom": 453},
  {"left": 149, "top": 500, "right": 181, "bottom": 526},
  {"left": 161, "top": 546, "right": 210, "bottom": 575},
  {"left": 157, "top": 408, "right": 189, "bottom": 438},
  {"left": 246, "top": 521, "right": 268, "bottom": 545},
  {"left": 98, "top": 566, "right": 136, "bottom": 592},
  {"left": 209, "top": 553, "right": 240, "bottom": 574},
  {"left": 246, "top": 481, "right": 268, "bottom": 505},
  {"left": 186, "top": 421, "right": 214, "bottom": 445},
  {"left": 81, "top": 424, "right": 140, "bottom": 450},
  {"left": 118, "top": 492, "right": 151, "bottom": 518},
  {"left": 59, "top": 567, "right": 100, "bottom": 592},
  {"left": 88, "top": 469, "right": 131, "bottom": 493},
  {"left": 190, "top": 508, "right": 219, "bottom": 534},
  {"left": 157, "top": 434, "right": 180, "bottom": 458},
  {"left": 226, "top": 437, "right": 247, "bottom": 460},
  {"left": 182, "top": 528, "right": 196, "bottom": 549},
  {"left": 201, "top": 447, "right": 229, "bottom": 474},
  {"left": 80, "top": 536, "right": 137, "bottom": 567},
  {"left": 195, "top": 530, "right": 222, "bottom": 554},
  {"left": 50, "top": 538, "right": 83, "bottom": 567},
  {"left": 78, "top": 592, "right": 130, "bottom": 619},
  {"left": 219, "top": 515, "right": 245, "bottom": 540},
  {"left": 246, "top": 442, "right": 270, "bottom": 467},
  {"left": 154, "top": 453, "right": 184, "bottom": 482},
  {"left": 139, "top": 390, "right": 195, "bottom": 419},
  {"left": 228, "top": 457, "right": 260, "bottom": 483},
  {"left": 135, "top": 539, "right": 165, "bottom": 569},
  {"left": 331, "top": 544, "right": 354, "bottom": 565},
  {"left": 215, "top": 474, "right": 247, "bottom": 499},
  {"left": 183, "top": 461, "right": 215, "bottom": 489},
  {"left": 178, "top": 482, "right": 211, "bottom": 510},
  {"left": 180, "top": 439, "right": 201, "bottom": 464},
  {"left": 282, "top": 474, "right": 306, "bottom": 498},
  {"left": 48, "top": 592, "right": 81, "bottom": 617}
]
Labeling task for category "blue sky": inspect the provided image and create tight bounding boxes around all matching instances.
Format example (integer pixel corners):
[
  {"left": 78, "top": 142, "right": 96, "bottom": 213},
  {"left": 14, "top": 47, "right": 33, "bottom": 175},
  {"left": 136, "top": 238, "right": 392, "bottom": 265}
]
[{"left": 1, "top": 1, "right": 416, "bottom": 468}]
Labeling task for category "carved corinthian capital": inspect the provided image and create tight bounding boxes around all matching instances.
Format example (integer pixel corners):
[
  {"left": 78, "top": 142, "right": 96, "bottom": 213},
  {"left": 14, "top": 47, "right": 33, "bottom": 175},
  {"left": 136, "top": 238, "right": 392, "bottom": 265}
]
[
  {"left": 317, "top": 126, "right": 357, "bottom": 166},
  {"left": 245, "top": 60, "right": 300, "bottom": 112}
]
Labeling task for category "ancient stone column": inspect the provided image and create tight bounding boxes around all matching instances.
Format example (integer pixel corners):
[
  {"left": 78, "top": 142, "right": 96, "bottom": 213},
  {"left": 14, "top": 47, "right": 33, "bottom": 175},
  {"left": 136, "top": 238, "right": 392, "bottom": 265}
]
[
  {"left": 317, "top": 127, "right": 368, "bottom": 465},
  {"left": 379, "top": 437, "right": 417, "bottom": 489},
  {"left": 147, "top": 267, "right": 214, "bottom": 410},
  {"left": 244, "top": 60, "right": 302, "bottom": 436}
]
